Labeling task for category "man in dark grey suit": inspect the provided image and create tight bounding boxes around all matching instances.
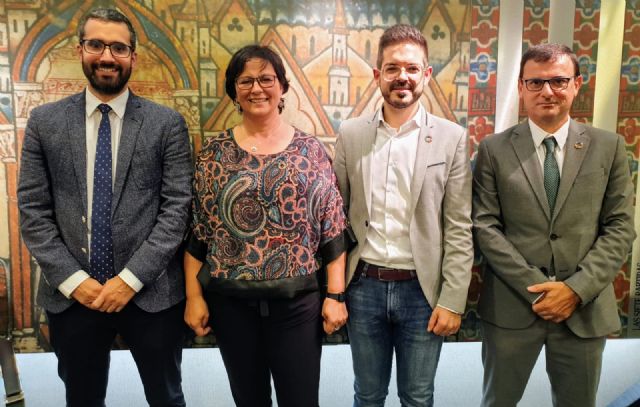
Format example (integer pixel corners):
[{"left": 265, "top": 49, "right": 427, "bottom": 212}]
[
  {"left": 473, "top": 43, "right": 635, "bottom": 407},
  {"left": 17, "top": 8, "right": 191, "bottom": 407}
]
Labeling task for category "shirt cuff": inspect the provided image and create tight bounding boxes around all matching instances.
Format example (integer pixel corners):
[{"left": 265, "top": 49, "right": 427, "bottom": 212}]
[
  {"left": 58, "top": 270, "right": 90, "bottom": 299},
  {"left": 119, "top": 268, "right": 143, "bottom": 292},
  {"left": 436, "top": 304, "right": 462, "bottom": 315}
]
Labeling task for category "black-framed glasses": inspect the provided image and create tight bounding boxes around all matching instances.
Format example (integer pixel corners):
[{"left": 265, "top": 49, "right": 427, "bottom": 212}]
[
  {"left": 80, "top": 39, "right": 133, "bottom": 58},
  {"left": 235, "top": 75, "right": 277, "bottom": 90},
  {"left": 521, "top": 77, "right": 576, "bottom": 91},
  {"left": 380, "top": 64, "right": 425, "bottom": 81}
]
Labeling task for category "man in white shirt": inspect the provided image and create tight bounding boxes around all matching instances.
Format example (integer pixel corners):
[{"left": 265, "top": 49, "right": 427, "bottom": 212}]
[
  {"left": 473, "top": 43, "right": 635, "bottom": 407},
  {"left": 17, "top": 8, "right": 192, "bottom": 406},
  {"left": 333, "top": 24, "right": 473, "bottom": 407}
]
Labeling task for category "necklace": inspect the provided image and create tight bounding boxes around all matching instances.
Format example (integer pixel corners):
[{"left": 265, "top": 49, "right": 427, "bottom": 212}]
[
  {"left": 238, "top": 121, "right": 285, "bottom": 153},
  {"left": 249, "top": 137, "right": 262, "bottom": 152}
]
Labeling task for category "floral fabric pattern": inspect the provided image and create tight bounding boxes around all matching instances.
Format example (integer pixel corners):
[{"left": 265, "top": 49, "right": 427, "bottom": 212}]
[{"left": 192, "top": 128, "right": 347, "bottom": 281}]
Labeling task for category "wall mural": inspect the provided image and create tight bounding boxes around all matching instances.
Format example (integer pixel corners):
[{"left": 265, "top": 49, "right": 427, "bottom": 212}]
[
  {"left": 618, "top": 0, "right": 640, "bottom": 337},
  {"left": 0, "top": 0, "right": 637, "bottom": 352}
]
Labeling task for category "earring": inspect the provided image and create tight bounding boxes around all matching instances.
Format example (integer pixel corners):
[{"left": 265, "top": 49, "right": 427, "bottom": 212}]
[
  {"left": 278, "top": 98, "right": 285, "bottom": 114},
  {"left": 233, "top": 100, "right": 242, "bottom": 114}
]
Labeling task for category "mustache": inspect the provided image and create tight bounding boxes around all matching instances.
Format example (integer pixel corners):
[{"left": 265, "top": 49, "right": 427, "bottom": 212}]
[
  {"left": 92, "top": 62, "right": 121, "bottom": 71},
  {"left": 390, "top": 81, "right": 413, "bottom": 90}
]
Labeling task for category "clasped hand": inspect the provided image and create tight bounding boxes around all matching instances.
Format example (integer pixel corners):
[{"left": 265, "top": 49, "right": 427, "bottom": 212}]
[
  {"left": 71, "top": 276, "right": 136, "bottom": 313},
  {"left": 527, "top": 281, "right": 580, "bottom": 323}
]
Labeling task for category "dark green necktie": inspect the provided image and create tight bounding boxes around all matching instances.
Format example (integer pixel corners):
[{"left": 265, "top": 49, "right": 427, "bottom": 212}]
[{"left": 542, "top": 137, "right": 560, "bottom": 215}]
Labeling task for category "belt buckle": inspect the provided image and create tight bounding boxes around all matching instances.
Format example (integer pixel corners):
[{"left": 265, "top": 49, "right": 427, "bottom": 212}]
[{"left": 376, "top": 267, "right": 395, "bottom": 281}]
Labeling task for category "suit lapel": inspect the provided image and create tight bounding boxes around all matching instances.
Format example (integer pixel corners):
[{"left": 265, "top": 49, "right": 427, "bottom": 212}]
[
  {"left": 409, "top": 112, "right": 433, "bottom": 214},
  {"left": 67, "top": 92, "right": 88, "bottom": 215},
  {"left": 112, "top": 93, "right": 143, "bottom": 215},
  {"left": 554, "top": 120, "right": 589, "bottom": 218},
  {"left": 511, "top": 121, "right": 551, "bottom": 219},
  {"left": 361, "top": 114, "right": 378, "bottom": 215}
]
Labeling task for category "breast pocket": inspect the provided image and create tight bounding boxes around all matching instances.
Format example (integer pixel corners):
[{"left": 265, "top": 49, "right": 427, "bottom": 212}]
[
  {"left": 426, "top": 161, "right": 447, "bottom": 184},
  {"left": 131, "top": 150, "right": 162, "bottom": 189},
  {"left": 572, "top": 168, "right": 605, "bottom": 187},
  {"left": 425, "top": 161, "right": 447, "bottom": 202},
  {"left": 568, "top": 167, "right": 606, "bottom": 216}
]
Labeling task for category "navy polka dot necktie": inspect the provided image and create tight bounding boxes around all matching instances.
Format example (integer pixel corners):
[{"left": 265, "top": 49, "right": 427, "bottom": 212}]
[{"left": 90, "top": 103, "right": 115, "bottom": 284}]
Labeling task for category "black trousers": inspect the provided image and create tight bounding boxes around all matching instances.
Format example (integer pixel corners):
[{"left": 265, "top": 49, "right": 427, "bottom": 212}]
[
  {"left": 208, "top": 291, "right": 323, "bottom": 407},
  {"left": 47, "top": 301, "right": 186, "bottom": 407}
]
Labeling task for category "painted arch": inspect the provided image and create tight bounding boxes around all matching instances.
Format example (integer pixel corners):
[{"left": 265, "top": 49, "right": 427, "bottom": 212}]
[{"left": 12, "top": 0, "right": 197, "bottom": 90}]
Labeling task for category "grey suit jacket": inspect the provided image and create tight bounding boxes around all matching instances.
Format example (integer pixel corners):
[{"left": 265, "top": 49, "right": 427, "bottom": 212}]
[
  {"left": 333, "top": 108, "right": 473, "bottom": 313},
  {"left": 473, "top": 119, "right": 635, "bottom": 338},
  {"left": 18, "top": 91, "right": 193, "bottom": 313}
]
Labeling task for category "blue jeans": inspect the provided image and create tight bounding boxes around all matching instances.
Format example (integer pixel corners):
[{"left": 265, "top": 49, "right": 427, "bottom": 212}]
[{"left": 346, "top": 271, "right": 444, "bottom": 407}]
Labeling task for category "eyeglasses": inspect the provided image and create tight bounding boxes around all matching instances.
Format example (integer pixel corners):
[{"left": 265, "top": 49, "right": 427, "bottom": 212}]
[
  {"left": 80, "top": 39, "right": 133, "bottom": 58},
  {"left": 235, "top": 75, "right": 277, "bottom": 90},
  {"left": 380, "top": 64, "right": 425, "bottom": 81},
  {"left": 521, "top": 77, "right": 576, "bottom": 92}
]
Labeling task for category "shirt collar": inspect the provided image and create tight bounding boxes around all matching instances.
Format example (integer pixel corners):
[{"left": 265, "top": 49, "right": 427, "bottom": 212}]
[
  {"left": 85, "top": 87, "right": 129, "bottom": 119},
  {"left": 528, "top": 118, "right": 570, "bottom": 150},
  {"left": 375, "top": 103, "right": 425, "bottom": 134}
]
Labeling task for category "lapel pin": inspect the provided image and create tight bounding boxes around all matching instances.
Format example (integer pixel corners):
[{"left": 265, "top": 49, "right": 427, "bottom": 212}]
[
  {"left": 574, "top": 142, "right": 584, "bottom": 149},
  {"left": 425, "top": 136, "right": 432, "bottom": 143}
]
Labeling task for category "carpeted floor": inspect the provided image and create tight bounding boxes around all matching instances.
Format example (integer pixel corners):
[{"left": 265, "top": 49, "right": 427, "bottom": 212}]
[{"left": 3, "top": 339, "right": 640, "bottom": 406}]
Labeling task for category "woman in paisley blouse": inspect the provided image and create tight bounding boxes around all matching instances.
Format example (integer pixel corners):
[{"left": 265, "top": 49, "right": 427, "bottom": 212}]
[{"left": 184, "top": 45, "right": 350, "bottom": 407}]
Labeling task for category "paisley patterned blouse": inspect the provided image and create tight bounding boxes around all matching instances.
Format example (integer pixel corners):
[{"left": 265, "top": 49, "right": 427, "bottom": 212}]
[{"left": 187, "top": 128, "right": 348, "bottom": 298}]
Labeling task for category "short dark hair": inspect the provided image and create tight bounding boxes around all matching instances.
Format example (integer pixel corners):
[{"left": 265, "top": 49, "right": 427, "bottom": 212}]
[
  {"left": 519, "top": 43, "right": 579, "bottom": 78},
  {"left": 376, "top": 24, "right": 429, "bottom": 69},
  {"left": 225, "top": 45, "right": 290, "bottom": 103},
  {"left": 77, "top": 8, "right": 137, "bottom": 50}
]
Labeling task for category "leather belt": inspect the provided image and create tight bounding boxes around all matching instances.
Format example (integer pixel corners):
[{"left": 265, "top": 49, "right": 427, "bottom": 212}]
[{"left": 357, "top": 260, "right": 417, "bottom": 281}]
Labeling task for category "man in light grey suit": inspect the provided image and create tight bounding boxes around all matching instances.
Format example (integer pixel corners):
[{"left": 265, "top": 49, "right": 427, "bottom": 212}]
[
  {"left": 473, "top": 43, "right": 635, "bottom": 407},
  {"left": 333, "top": 24, "right": 473, "bottom": 407},
  {"left": 17, "top": 8, "right": 191, "bottom": 407}
]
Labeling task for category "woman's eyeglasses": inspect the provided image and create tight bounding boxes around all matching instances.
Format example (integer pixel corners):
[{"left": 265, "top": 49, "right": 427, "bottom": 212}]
[{"left": 236, "top": 75, "right": 277, "bottom": 89}]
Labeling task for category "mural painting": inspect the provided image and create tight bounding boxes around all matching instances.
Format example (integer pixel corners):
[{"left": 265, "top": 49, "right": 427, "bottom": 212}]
[
  {"left": 0, "top": 0, "right": 637, "bottom": 351},
  {"left": 0, "top": 0, "right": 471, "bottom": 351},
  {"left": 620, "top": 0, "right": 640, "bottom": 337}
]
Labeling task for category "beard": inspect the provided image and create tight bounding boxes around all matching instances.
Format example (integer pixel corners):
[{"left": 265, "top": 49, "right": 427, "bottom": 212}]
[
  {"left": 381, "top": 79, "right": 423, "bottom": 109},
  {"left": 82, "top": 60, "right": 131, "bottom": 96}
]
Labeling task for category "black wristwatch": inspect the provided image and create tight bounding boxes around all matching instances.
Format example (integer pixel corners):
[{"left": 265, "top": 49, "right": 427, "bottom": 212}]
[{"left": 326, "top": 292, "right": 346, "bottom": 302}]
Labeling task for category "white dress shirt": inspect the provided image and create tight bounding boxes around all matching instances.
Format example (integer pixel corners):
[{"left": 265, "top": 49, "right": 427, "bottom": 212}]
[
  {"left": 529, "top": 118, "right": 569, "bottom": 285},
  {"left": 529, "top": 118, "right": 569, "bottom": 176},
  {"left": 359, "top": 105, "right": 424, "bottom": 270},
  {"left": 58, "top": 88, "right": 143, "bottom": 298}
]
